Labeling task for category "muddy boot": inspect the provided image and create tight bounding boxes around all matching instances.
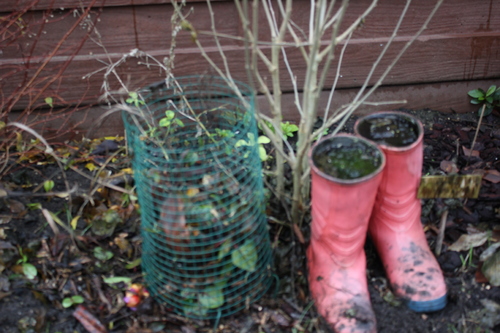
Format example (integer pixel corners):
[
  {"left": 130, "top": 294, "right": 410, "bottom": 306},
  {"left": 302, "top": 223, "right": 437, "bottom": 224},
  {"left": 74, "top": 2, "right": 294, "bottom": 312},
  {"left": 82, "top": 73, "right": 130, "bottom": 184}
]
[
  {"left": 355, "top": 111, "right": 447, "bottom": 313},
  {"left": 308, "top": 134, "right": 385, "bottom": 332}
]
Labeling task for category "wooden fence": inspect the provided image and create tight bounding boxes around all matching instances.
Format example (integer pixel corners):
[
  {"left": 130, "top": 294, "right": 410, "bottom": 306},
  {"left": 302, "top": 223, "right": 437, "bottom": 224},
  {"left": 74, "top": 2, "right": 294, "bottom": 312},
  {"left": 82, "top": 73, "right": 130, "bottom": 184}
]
[{"left": 1, "top": 0, "right": 499, "bottom": 139}]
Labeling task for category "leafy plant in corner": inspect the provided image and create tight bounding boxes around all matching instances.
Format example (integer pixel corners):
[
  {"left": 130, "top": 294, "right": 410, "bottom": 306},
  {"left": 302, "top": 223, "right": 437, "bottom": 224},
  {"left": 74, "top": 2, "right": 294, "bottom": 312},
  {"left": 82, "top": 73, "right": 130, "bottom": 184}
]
[{"left": 468, "top": 85, "right": 500, "bottom": 117}]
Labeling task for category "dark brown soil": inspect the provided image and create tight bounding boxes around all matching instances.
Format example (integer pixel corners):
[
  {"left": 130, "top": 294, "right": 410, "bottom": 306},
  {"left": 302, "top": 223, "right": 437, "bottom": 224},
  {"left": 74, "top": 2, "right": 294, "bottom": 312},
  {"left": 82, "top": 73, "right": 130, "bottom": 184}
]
[{"left": 0, "top": 109, "right": 499, "bottom": 333}]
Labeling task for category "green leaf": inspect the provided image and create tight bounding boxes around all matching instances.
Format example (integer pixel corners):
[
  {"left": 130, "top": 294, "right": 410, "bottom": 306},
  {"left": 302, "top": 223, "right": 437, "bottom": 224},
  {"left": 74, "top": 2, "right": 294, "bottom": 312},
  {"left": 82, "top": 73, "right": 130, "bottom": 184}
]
[
  {"left": 486, "top": 85, "right": 497, "bottom": 97},
  {"left": 165, "top": 110, "right": 175, "bottom": 120},
  {"left": 246, "top": 132, "right": 256, "bottom": 145},
  {"left": 183, "top": 304, "right": 208, "bottom": 317},
  {"left": 468, "top": 89, "right": 484, "bottom": 99},
  {"left": 159, "top": 118, "right": 171, "bottom": 127},
  {"left": 22, "top": 263, "right": 37, "bottom": 279},
  {"left": 43, "top": 180, "right": 54, "bottom": 192},
  {"left": 235, "top": 139, "right": 248, "bottom": 148},
  {"left": 198, "top": 288, "right": 224, "bottom": 309},
  {"left": 218, "top": 239, "right": 232, "bottom": 260},
  {"left": 174, "top": 118, "right": 184, "bottom": 127},
  {"left": 71, "top": 295, "right": 84, "bottom": 304},
  {"left": 493, "top": 89, "right": 500, "bottom": 100},
  {"left": 125, "top": 258, "right": 141, "bottom": 269},
  {"left": 486, "top": 96, "right": 494, "bottom": 104},
  {"left": 26, "top": 203, "right": 42, "bottom": 210},
  {"left": 258, "top": 146, "right": 268, "bottom": 161},
  {"left": 62, "top": 298, "right": 74, "bottom": 308},
  {"left": 281, "top": 122, "right": 298, "bottom": 137},
  {"left": 103, "top": 276, "right": 132, "bottom": 284},
  {"left": 44, "top": 97, "right": 53, "bottom": 108},
  {"left": 261, "top": 120, "right": 275, "bottom": 134},
  {"left": 231, "top": 240, "right": 257, "bottom": 272},
  {"left": 94, "top": 247, "right": 114, "bottom": 261},
  {"left": 257, "top": 136, "right": 271, "bottom": 144},
  {"left": 470, "top": 98, "right": 481, "bottom": 105}
]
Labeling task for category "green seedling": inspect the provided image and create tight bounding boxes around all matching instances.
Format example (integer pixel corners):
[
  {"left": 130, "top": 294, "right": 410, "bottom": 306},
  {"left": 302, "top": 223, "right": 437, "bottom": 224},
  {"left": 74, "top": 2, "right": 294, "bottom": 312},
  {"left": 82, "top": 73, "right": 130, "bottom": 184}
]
[
  {"left": 459, "top": 246, "right": 476, "bottom": 271},
  {"left": 62, "top": 295, "right": 84, "bottom": 308},
  {"left": 146, "top": 110, "right": 185, "bottom": 138},
  {"left": 214, "top": 128, "right": 234, "bottom": 138},
  {"left": 44, "top": 97, "right": 53, "bottom": 108},
  {"left": 468, "top": 85, "right": 500, "bottom": 116},
  {"left": 159, "top": 110, "right": 184, "bottom": 128},
  {"left": 126, "top": 92, "right": 145, "bottom": 108},
  {"left": 235, "top": 133, "right": 270, "bottom": 161},
  {"left": 260, "top": 120, "right": 299, "bottom": 138},
  {"left": 16, "top": 246, "right": 37, "bottom": 280},
  {"left": 281, "top": 121, "right": 299, "bottom": 138},
  {"left": 26, "top": 203, "right": 42, "bottom": 210},
  {"left": 93, "top": 246, "right": 114, "bottom": 261},
  {"left": 43, "top": 180, "right": 54, "bottom": 192}
]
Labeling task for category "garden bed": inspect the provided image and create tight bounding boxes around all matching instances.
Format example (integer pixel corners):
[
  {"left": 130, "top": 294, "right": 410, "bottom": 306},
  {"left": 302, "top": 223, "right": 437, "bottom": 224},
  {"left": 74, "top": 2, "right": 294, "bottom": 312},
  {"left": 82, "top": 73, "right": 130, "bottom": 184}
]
[{"left": 0, "top": 109, "right": 499, "bottom": 333}]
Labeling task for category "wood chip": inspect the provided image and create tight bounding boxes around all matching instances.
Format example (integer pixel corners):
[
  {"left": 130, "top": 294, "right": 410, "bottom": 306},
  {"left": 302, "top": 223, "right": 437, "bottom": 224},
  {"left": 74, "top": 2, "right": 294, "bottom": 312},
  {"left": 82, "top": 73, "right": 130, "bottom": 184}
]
[
  {"left": 484, "top": 169, "right": 500, "bottom": 184},
  {"left": 73, "top": 305, "right": 107, "bottom": 333}
]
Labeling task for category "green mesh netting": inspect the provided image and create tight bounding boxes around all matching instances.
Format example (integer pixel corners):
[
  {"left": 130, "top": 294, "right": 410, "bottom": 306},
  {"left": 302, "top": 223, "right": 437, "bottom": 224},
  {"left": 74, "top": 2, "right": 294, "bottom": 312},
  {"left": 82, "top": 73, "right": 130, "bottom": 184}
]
[{"left": 122, "top": 76, "right": 273, "bottom": 319}]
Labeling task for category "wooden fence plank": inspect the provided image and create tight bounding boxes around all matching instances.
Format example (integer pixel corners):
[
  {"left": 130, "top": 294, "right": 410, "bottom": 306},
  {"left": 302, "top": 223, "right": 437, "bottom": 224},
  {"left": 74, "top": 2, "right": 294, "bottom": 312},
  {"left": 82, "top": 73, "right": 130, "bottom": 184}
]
[
  {"left": 3, "top": 34, "right": 500, "bottom": 110},
  {"left": 0, "top": 0, "right": 225, "bottom": 12},
  {"left": 3, "top": 1, "right": 499, "bottom": 57},
  {"left": 9, "top": 78, "right": 498, "bottom": 141},
  {"left": 2, "top": 0, "right": 499, "bottom": 116}
]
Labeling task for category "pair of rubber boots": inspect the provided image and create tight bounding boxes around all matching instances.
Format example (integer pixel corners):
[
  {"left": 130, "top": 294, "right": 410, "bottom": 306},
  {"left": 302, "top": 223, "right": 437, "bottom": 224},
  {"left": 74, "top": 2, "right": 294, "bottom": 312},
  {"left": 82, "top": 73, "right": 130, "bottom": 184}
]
[{"left": 307, "top": 112, "right": 447, "bottom": 333}]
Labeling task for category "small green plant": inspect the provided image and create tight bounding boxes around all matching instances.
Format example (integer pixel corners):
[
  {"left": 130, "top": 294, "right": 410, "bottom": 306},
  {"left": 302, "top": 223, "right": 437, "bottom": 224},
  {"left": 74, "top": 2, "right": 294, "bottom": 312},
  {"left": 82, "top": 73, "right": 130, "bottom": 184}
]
[
  {"left": 62, "top": 295, "right": 84, "bottom": 308},
  {"left": 235, "top": 133, "right": 271, "bottom": 161},
  {"left": 280, "top": 121, "right": 299, "bottom": 138},
  {"left": 93, "top": 246, "right": 114, "bottom": 261},
  {"left": 43, "top": 180, "right": 54, "bottom": 192},
  {"left": 261, "top": 120, "right": 299, "bottom": 138},
  {"left": 159, "top": 110, "right": 184, "bottom": 128},
  {"left": 126, "top": 91, "right": 145, "bottom": 108},
  {"left": 459, "top": 246, "right": 476, "bottom": 271},
  {"left": 145, "top": 110, "right": 185, "bottom": 139},
  {"left": 44, "top": 96, "right": 53, "bottom": 108},
  {"left": 468, "top": 85, "right": 500, "bottom": 116},
  {"left": 16, "top": 246, "right": 37, "bottom": 280}
]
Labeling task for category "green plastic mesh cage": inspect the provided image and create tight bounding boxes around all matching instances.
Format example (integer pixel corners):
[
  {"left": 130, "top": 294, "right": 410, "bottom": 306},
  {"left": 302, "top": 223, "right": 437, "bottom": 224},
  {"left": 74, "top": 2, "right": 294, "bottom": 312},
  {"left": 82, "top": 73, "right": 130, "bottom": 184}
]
[{"left": 122, "top": 76, "right": 273, "bottom": 319}]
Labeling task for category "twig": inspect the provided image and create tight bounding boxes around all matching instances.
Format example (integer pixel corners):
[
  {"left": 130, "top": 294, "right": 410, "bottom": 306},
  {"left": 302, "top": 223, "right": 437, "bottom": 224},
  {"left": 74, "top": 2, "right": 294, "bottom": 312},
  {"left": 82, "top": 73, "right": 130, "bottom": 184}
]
[
  {"left": 467, "top": 104, "right": 486, "bottom": 166},
  {"left": 435, "top": 208, "right": 448, "bottom": 256}
]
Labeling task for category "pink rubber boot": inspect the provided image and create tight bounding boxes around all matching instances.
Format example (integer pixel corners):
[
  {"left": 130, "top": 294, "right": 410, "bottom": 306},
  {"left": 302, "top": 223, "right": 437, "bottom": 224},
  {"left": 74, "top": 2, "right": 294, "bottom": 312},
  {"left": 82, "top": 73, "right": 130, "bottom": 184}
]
[
  {"left": 308, "top": 134, "right": 385, "bottom": 332},
  {"left": 355, "top": 111, "right": 447, "bottom": 312}
]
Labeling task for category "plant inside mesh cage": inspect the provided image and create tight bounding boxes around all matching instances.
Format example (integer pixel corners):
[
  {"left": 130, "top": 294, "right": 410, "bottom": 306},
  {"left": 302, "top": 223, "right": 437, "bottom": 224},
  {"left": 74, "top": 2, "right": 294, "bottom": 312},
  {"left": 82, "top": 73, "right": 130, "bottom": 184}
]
[{"left": 121, "top": 77, "right": 272, "bottom": 318}]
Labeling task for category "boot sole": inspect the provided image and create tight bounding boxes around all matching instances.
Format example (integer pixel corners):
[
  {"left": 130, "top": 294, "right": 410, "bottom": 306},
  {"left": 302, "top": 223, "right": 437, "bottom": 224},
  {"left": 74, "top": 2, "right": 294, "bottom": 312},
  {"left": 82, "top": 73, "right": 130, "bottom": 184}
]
[{"left": 407, "top": 294, "right": 447, "bottom": 313}]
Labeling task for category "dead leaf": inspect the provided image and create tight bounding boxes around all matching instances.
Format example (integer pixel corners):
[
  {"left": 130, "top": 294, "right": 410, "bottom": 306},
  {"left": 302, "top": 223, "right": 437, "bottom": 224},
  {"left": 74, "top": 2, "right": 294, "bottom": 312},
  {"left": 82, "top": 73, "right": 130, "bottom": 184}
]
[
  {"left": 114, "top": 234, "right": 133, "bottom": 257},
  {"left": 0, "top": 215, "right": 12, "bottom": 224},
  {"left": 7, "top": 199, "right": 25, "bottom": 214},
  {"left": 440, "top": 160, "right": 459, "bottom": 174},
  {"left": 448, "top": 231, "right": 490, "bottom": 252},
  {"left": 480, "top": 242, "right": 500, "bottom": 262},
  {"left": 462, "top": 146, "right": 480, "bottom": 158},
  {"left": 484, "top": 169, "right": 500, "bottom": 184},
  {"left": 482, "top": 251, "right": 500, "bottom": 286}
]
